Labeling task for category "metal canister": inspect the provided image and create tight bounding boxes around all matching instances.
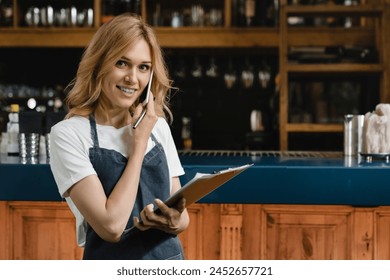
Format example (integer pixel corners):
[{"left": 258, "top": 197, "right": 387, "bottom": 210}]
[{"left": 344, "top": 114, "right": 364, "bottom": 156}]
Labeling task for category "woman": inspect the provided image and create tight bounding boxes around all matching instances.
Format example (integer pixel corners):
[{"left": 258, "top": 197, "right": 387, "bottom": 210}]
[{"left": 49, "top": 14, "right": 189, "bottom": 260}]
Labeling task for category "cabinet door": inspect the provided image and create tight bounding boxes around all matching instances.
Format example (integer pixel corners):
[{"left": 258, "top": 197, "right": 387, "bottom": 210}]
[
  {"left": 9, "top": 201, "right": 83, "bottom": 260},
  {"left": 261, "top": 205, "right": 353, "bottom": 260}
]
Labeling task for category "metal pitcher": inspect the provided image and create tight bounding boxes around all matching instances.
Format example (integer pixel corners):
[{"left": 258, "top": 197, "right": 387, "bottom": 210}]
[{"left": 344, "top": 114, "right": 364, "bottom": 156}]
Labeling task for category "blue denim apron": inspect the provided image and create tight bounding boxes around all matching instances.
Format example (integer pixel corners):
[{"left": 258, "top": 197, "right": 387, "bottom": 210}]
[{"left": 82, "top": 114, "right": 184, "bottom": 260}]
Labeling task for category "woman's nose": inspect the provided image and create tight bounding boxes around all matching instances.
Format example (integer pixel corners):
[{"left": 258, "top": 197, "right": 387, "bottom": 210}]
[{"left": 124, "top": 70, "right": 137, "bottom": 84}]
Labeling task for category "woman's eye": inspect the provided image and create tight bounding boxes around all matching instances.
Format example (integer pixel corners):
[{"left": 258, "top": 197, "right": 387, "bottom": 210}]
[
  {"left": 139, "top": 64, "right": 151, "bottom": 72},
  {"left": 116, "top": 60, "right": 127, "bottom": 68}
]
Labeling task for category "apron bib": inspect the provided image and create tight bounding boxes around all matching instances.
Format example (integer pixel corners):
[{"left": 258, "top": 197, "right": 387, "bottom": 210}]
[{"left": 82, "top": 114, "right": 184, "bottom": 260}]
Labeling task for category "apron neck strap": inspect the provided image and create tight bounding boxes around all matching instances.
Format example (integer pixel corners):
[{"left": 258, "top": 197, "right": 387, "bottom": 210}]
[{"left": 89, "top": 113, "right": 100, "bottom": 148}]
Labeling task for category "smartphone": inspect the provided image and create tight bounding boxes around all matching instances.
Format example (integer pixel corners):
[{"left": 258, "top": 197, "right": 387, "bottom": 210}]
[{"left": 132, "top": 70, "right": 154, "bottom": 129}]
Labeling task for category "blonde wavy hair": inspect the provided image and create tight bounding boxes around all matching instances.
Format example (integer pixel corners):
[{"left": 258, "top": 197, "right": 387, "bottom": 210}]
[{"left": 65, "top": 13, "right": 173, "bottom": 122}]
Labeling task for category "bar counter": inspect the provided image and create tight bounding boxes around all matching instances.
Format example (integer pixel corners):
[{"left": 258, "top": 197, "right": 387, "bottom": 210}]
[{"left": 1, "top": 151, "right": 390, "bottom": 206}]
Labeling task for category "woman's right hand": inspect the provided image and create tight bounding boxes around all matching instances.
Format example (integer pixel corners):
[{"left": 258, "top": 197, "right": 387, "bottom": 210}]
[{"left": 130, "top": 92, "right": 158, "bottom": 152}]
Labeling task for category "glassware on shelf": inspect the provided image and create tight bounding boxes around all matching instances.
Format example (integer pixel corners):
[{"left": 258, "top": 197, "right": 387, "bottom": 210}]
[
  {"left": 241, "top": 57, "right": 254, "bottom": 89},
  {"left": 191, "top": 5, "right": 204, "bottom": 27},
  {"left": 173, "top": 57, "right": 187, "bottom": 79},
  {"left": 206, "top": 57, "right": 219, "bottom": 78},
  {"left": 258, "top": 60, "right": 271, "bottom": 89},
  {"left": 224, "top": 58, "right": 237, "bottom": 89},
  {"left": 190, "top": 56, "right": 203, "bottom": 78}
]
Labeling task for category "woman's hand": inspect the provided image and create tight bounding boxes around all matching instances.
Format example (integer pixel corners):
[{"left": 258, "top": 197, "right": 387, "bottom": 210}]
[
  {"left": 130, "top": 92, "right": 158, "bottom": 154},
  {"left": 133, "top": 197, "right": 188, "bottom": 235}
]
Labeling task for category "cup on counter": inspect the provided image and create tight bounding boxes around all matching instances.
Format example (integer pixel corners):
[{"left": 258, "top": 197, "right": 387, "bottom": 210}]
[
  {"left": 344, "top": 114, "right": 364, "bottom": 156},
  {"left": 19, "top": 133, "right": 40, "bottom": 159}
]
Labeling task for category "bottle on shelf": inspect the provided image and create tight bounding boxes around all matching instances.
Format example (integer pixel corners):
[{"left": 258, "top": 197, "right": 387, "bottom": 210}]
[
  {"left": 1, "top": 0, "right": 13, "bottom": 27},
  {"left": 101, "top": 0, "right": 117, "bottom": 24},
  {"left": 245, "top": 0, "right": 256, "bottom": 27},
  {"left": 7, "top": 104, "right": 19, "bottom": 156},
  {"left": 181, "top": 117, "right": 192, "bottom": 150},
  {"left": 133, "top": 0, "right": 141, "bottom": 15}
]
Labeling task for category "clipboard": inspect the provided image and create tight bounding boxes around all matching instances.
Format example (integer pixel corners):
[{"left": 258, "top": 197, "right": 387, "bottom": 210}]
[
  {"left": 123, "top": 163, "right": 253, "bottom": 235},
  {"left": 163, "top": 163, "right": 253, "bottom": 209}
]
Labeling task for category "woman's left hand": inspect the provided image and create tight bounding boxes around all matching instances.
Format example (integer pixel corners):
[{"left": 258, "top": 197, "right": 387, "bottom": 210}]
[{"left": 133, "top": 197, "right": 187, "bottom": 235}]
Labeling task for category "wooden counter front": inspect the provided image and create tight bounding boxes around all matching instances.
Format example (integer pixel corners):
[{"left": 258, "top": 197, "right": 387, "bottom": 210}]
[{"left": 1, "top": 201, "right": 390, "bottom": 260}]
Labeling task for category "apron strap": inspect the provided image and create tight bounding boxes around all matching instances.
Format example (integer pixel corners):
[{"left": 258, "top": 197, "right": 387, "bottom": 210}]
[
  {"left": 89, "top": 113, "right": 100, "bottom": 148},
  {"left": 150, "top": 133, "right": 158, "bottom": 144}
]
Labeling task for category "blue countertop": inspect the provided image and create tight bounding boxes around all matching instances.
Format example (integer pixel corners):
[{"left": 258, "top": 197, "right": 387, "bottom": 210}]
[{"left": 1, "top": 151, "right": 390, "bottom": 206}]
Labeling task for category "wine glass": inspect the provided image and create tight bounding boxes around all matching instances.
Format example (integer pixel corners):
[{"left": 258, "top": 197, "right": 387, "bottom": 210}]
[
  {"left": 224, "top": 58, "right": 237, "bottom": 89},
  {"left": 258, "top": 59, "right": 271, "bottom": 89},
  {"left": 241, "top": 57, "right": 254, "bottom": 89},
  {"left": 206, "top": 56, "right": 219, "bottom": 78}
]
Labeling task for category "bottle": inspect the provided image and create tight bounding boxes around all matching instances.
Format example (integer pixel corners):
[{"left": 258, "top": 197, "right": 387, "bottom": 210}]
[
  {"left": 133, "top": 0, "right": 141, "bottom": 15},
  {"left": 245, "top": 0, "right": 256, "bottom": 27},
  {"left": 1, "top": 0, "right": 13, "bottom": 27},
  {"left": 181, "top": 117, "right": 192, "bottom": 150},
  {"left": 7, "top": 104, "right": 19, "bottom": 156},
  {"left": 237, "top": 0, "right": 247, "bottom": 27},
  {"left": 101, "top": 0, "right": 116, "bottom": 24}
]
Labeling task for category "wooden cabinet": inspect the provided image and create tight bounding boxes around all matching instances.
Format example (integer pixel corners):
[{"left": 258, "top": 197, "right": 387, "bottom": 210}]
[{"left": 1, "top": 201, "right": 390, "bottom": 260}]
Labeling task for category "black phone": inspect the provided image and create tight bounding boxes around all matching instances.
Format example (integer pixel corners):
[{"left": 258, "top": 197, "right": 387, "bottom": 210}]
[{"left": 133, "top": 70, "right": 154, "bottom": 129}]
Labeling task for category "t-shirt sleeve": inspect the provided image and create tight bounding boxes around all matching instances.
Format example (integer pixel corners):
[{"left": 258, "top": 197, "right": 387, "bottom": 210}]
[{"left": 49, "top": 122, "right": 96, "bottom": 198}]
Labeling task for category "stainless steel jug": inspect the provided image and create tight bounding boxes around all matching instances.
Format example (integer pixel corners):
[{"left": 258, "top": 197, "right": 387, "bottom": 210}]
[{"left": 344, "top": 114, "right": 364, "bottom": 156}]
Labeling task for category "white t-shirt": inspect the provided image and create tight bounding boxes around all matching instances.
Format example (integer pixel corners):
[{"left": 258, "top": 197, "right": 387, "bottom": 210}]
[{"left": 49, "top": 115, "right": 184, "bottom": 246}]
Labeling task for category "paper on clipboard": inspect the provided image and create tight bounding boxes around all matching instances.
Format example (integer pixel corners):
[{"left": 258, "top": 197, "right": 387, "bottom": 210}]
[{"left": 164, "top": 163, "right": 253, "bottom": 208}]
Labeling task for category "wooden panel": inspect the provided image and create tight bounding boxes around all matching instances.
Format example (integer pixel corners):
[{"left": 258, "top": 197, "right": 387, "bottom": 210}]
[
  {"left": 261, "top": 205, "right": 353, "bottom": 260},
  {"left": 2, "top": 201, "right": 390, "bottom": 260},
  {"left": 241, "top": 204, "right": 262, "bottom": 259},
  {"left": 9, "top": 201, "right": 83, "bottom": 260},
  {"left": 178, "top": 204, "right": 204, "bottom": 260},
  {"left": 352, "top": 208, "right": 374, "bottom": 260},
  {"left": 220, "top": 204, "right": 243, "bottom": 260},
  {"left": 375, "top": 208, "right": 390, "bottom": 259},
  {"left": 0, "top": 202, "right": 10, "bottom": 259},
  {"left": 179, "top": 204, "right": 220, "bottom": 260}
]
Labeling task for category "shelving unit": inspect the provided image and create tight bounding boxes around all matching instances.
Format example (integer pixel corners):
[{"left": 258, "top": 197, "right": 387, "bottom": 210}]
[
  {"left": 0, "top": 0, "right": 389, "bottom": 150},
  {"left": 278, "top": 0, "right": 388, "bottom": 150}
]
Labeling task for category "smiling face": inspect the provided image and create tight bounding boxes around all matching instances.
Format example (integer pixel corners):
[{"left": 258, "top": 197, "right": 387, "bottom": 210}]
[{"left": 101, "top": 38, "right": 152, "bottom": 112}]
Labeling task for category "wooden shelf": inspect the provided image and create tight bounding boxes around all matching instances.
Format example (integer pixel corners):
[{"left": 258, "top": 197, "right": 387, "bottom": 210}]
[
  {"left": 286, "top": 63, "right": 383, "bottom": 73},
  {"left": 155, "top": 27, "right": 278, "bottom": 48},
  {"left": 0, "top": 28, "right": 96, "bottom": 47},
  {"left": 0, "top": 27, "right": 376, "bottom": 48},
  {"left": 0, "top": 27, "right": 279, "bottom": 48},
  {"left": 285, "top": 4, "right": 382, "bottom": 16},
  {"left": 287, "top": 27, "right": 375, "bottom": 46},
  {"left": 286, "top": 123, "right": 343, "bottom": 133}
]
